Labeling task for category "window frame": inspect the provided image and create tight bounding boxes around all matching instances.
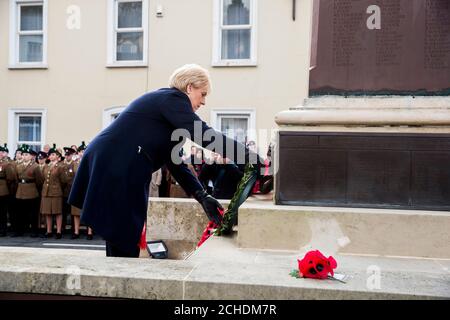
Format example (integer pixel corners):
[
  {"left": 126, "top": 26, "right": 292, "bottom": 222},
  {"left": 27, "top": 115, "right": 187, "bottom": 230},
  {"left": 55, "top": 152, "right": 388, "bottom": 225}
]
[
  {"left": 103, "top": 106, "right": 126, "bottom": 129},
  {"left": 8, "top": 108, "right": 47, "bottom": 153},
  {"left": 212, "top": 0, "right": 258, "bottom": 67},
  {"left": 211, "top": 109, "right": 256, "bottom": 145},
  {"left": 9, "top": 0, "right": 48, "bottom": 69},
  {"left": 107, "top": 0, "right": 149, "bottom": 68}
]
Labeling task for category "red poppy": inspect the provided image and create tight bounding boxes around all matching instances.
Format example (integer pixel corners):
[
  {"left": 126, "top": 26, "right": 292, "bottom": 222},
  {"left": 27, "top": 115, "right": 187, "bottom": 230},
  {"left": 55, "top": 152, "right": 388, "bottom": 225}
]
[{"left": 297, "top": 250, "right": 337, "bottom": 279}]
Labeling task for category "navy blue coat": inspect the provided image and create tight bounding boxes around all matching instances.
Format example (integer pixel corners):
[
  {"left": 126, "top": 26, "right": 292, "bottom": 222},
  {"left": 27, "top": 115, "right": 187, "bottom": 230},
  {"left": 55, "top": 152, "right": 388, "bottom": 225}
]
[{"left": 68, "top": 87, "right": 247, "bottom": 253}]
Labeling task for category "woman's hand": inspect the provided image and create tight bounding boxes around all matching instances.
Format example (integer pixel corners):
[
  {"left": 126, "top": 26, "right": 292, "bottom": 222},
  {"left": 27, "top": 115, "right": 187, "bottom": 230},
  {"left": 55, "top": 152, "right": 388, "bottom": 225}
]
[{"left": 194, "top": 189, "right": 223, "bottom": 225}]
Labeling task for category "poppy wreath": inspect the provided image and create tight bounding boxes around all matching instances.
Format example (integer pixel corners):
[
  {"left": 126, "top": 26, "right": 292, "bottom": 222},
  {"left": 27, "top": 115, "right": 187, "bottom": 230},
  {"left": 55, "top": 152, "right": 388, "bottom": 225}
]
[{"left": 197, "top": 163, "right": 258, "bottom": 248}]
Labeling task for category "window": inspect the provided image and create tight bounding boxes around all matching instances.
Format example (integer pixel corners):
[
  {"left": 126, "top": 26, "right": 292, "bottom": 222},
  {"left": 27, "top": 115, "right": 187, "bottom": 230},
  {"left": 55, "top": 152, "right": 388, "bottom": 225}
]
[
  {"left": 107, "top": 0, "right": 148, "bottom": 67},
  {"left": 9, "top": 0, "right": 48, "bottom": 68},
  {"left": 211, "top": 109, "right": 256, "bottom": 145},
  {"left": 8, "top": 109, "right": 47, "bottom": 153},
  {"left": 213, "top": 0, "right": 257, "bottom": 66},
  {"left": 103, "top": 106, "right": 125, "bottom": 129},
  {"left": 220, "top": 116, "right": 248, "bottom": 144}
]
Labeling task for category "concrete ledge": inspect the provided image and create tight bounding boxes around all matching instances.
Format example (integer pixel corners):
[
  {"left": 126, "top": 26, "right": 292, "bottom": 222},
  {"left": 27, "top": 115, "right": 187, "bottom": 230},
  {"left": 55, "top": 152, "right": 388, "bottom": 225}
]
[
  {"left": 147, "top": 198, "right": 450, "bottom": 259},
  {"left": 237, "top": 203, "right": 450, "bottom": 259},
  {"left": 147, "top": 198, "right": 230, "bottom": 259},
  {"left": 303, "top": 96, "right": 450, "bottom": 109},
  {"left": 0, "top": 240, "right": 449, "bottom": 300},
  {"left": 275, "top": 108, "right": 450, "bottom": 126},
  {"left": 186, "top": 236, "right": 450, "bottom": 300},
  {"left": 2, "top": 199, "right": 448, "bottom": 299},
  {"left": 147, "top": 198, "right": 221, "bottom": 242}
]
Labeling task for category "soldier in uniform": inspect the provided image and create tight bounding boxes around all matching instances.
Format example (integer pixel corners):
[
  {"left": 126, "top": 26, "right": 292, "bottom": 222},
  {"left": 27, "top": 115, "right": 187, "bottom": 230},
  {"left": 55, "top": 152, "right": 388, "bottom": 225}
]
[
  {"left": 61, "top": 146, "right": 76, "bottom": 235},
  {"left": 40, "top": 144, "right": 64, "bottom": 239},
  {"left": 57, "top": 148, "right": 64, "bottom": 162},
  {"left": 14, "top": 147, "right": 23, "bottom": 163},
  {"left": 42, "top": 146, "right": 51, "bottom": 164},
  {"left": 70, "top": 142, "right": 93, "bottom": 239},
  {"left": 1, "top": 144, "right": 12, "bottom": 162},
  {"left": 70, "top": 145, "right": 79, "bottom": 162},
  {"left": 37, "top": 151, "right": 47, "bottom": 170},
  {"left": 36, "top": 151, "right": 47, "bottom": 233},
  {"left": 13, "top": 145, "right": 43, "bottom": 237},
  {"left": 0, "top": 144, "right": 16, "bottom": 237},
  {"left": 8, "top": 146, "right": 21, "bottom": 234}
]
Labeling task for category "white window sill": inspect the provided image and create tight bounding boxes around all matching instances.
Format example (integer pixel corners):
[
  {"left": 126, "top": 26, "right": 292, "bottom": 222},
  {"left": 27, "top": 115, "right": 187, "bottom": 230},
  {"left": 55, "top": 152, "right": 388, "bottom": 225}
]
[
  {"left": 9, "top": 64, "right": 48, "bottom": 70},
  {"left": 212, "top": 60, "right": 257, "bottom": 67},
  {"left": 106, "top": 62, "right": 148, "bottom": 68}
]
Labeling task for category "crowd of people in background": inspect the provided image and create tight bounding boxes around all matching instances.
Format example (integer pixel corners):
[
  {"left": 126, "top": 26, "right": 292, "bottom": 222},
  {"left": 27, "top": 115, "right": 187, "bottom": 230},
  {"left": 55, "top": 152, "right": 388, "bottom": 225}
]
[
  {"left": 155, "top": 141, "right": 274, "bottom": 200},
  {"left": 0, "top": 140, "right": 273, "bottom": 240},
  {"left": 0, "top": 142, "right": 93, "bottom": 239}
]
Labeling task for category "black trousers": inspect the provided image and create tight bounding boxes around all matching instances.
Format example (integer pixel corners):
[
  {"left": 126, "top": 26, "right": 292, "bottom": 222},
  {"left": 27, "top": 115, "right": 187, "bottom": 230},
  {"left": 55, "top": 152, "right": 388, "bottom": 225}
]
[
  {"left": 62, "top": 197, "right": 72, "bottom": 233},
  {"left": 105, "top": 241, "right": 140, "bottom": 258},
  {"left": 0, "top": 196, "right": 8, "bottom": 233},
  {"left": 14, "top": 198, "right": 39, "bottom": 234},
  {"left": 8, "top": 196, "right": 17, "bottom": 230}
]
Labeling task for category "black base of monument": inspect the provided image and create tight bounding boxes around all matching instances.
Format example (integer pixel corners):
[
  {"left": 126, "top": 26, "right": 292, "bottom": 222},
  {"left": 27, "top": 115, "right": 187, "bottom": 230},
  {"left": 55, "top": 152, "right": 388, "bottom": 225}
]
[{"left": 276, "top": 131, "right": 450, "bottom": 211}]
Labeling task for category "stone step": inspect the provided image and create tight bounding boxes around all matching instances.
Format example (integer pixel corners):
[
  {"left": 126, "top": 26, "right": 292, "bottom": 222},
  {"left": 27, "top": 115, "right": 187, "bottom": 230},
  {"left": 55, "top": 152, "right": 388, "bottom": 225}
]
[
  {"left": 188, "top": 235, "right": 450, "bottom": 299},
  {"left": 0, "top": 238, "right": 448, "bottom": 300},
  {"left": 237, "top": 202, "right": 450, "bottom": 259}
]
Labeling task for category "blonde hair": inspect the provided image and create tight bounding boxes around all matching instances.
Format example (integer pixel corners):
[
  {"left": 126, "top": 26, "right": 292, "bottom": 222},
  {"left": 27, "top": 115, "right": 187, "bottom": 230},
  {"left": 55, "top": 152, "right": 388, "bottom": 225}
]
[{"left": 168, "top": 64, "right": 211, "bottom": 93}]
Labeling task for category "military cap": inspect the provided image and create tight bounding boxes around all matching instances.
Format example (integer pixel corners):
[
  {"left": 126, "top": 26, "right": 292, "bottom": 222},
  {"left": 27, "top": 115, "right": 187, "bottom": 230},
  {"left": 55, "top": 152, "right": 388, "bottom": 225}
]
[
  {"left": 77, "top": 141, "right": 87, "bottom": 152},
  {"left": 15, "top": 145, "right": 24, "bottom": 153},
  {"left": 63, "top": 147, "right": 76, "bottom": 156},
  {"left": 18, "top": 144, "right": 31, "bottom": 154},
  {"left": 17, "top": 144, "right": 37, "bottom": 156},
  {"left": 38, "top": 151, "right": 47, "bottom": 159},
  {"left": 48, "top": 144, "right": 61, "bottom": 156}
]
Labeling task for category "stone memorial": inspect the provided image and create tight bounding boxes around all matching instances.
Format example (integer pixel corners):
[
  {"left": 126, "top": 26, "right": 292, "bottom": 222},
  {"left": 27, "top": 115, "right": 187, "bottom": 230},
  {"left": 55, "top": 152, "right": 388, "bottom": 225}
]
[
  {"left": 309, "top": 0, "right": 450, "bottom": 96},
  {"left": 275, "top": 0, "right": 450, "bottom": 210}
]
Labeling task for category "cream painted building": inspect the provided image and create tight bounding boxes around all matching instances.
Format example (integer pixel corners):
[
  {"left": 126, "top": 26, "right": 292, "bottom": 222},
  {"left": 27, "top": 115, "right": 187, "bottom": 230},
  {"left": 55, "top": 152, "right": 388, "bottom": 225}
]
[{"left": 0, "top": 0, "right": 313, "bottom": 155}]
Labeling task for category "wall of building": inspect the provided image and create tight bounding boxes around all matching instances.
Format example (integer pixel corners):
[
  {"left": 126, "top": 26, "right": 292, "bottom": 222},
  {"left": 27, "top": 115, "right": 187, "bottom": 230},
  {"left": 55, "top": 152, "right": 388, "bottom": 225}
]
[{"left": 0, "top": 0, "right": 313, "bottom": 154}]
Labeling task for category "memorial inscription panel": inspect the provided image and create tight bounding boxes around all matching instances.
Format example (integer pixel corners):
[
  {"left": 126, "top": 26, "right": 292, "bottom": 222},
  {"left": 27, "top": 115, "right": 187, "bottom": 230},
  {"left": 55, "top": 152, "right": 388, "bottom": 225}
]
[{"left": 309, "top": 0, "right": 450, "bottom": 95}]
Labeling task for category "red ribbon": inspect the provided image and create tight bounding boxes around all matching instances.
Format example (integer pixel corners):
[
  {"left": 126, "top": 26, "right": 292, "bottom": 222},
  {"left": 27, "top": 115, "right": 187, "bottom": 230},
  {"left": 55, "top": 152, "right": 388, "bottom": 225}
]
[
  {"left": 197, "top": 208, "right": 224, "bottom": 248},
  {"left": 139, "top": 223, "right": 147, "bottom": 249}
]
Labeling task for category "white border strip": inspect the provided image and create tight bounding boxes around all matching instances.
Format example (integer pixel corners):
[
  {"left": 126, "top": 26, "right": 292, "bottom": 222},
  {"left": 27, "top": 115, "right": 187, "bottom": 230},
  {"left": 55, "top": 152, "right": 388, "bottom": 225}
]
[{"left": 42, "top": 243, "right": 105, "bottom": 248}]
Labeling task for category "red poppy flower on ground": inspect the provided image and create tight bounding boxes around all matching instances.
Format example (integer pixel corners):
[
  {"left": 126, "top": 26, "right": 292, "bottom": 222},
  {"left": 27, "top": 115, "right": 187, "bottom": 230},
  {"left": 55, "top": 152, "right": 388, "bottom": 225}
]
[{"left": 297, "top": 250, "right": 337, "bottom": 279}]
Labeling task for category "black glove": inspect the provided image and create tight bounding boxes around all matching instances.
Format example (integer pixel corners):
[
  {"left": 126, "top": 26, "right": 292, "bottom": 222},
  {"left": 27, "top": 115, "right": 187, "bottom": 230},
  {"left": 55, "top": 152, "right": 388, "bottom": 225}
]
[{"left": 194, "top": 189, "right": 224, "bottom": 225}]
